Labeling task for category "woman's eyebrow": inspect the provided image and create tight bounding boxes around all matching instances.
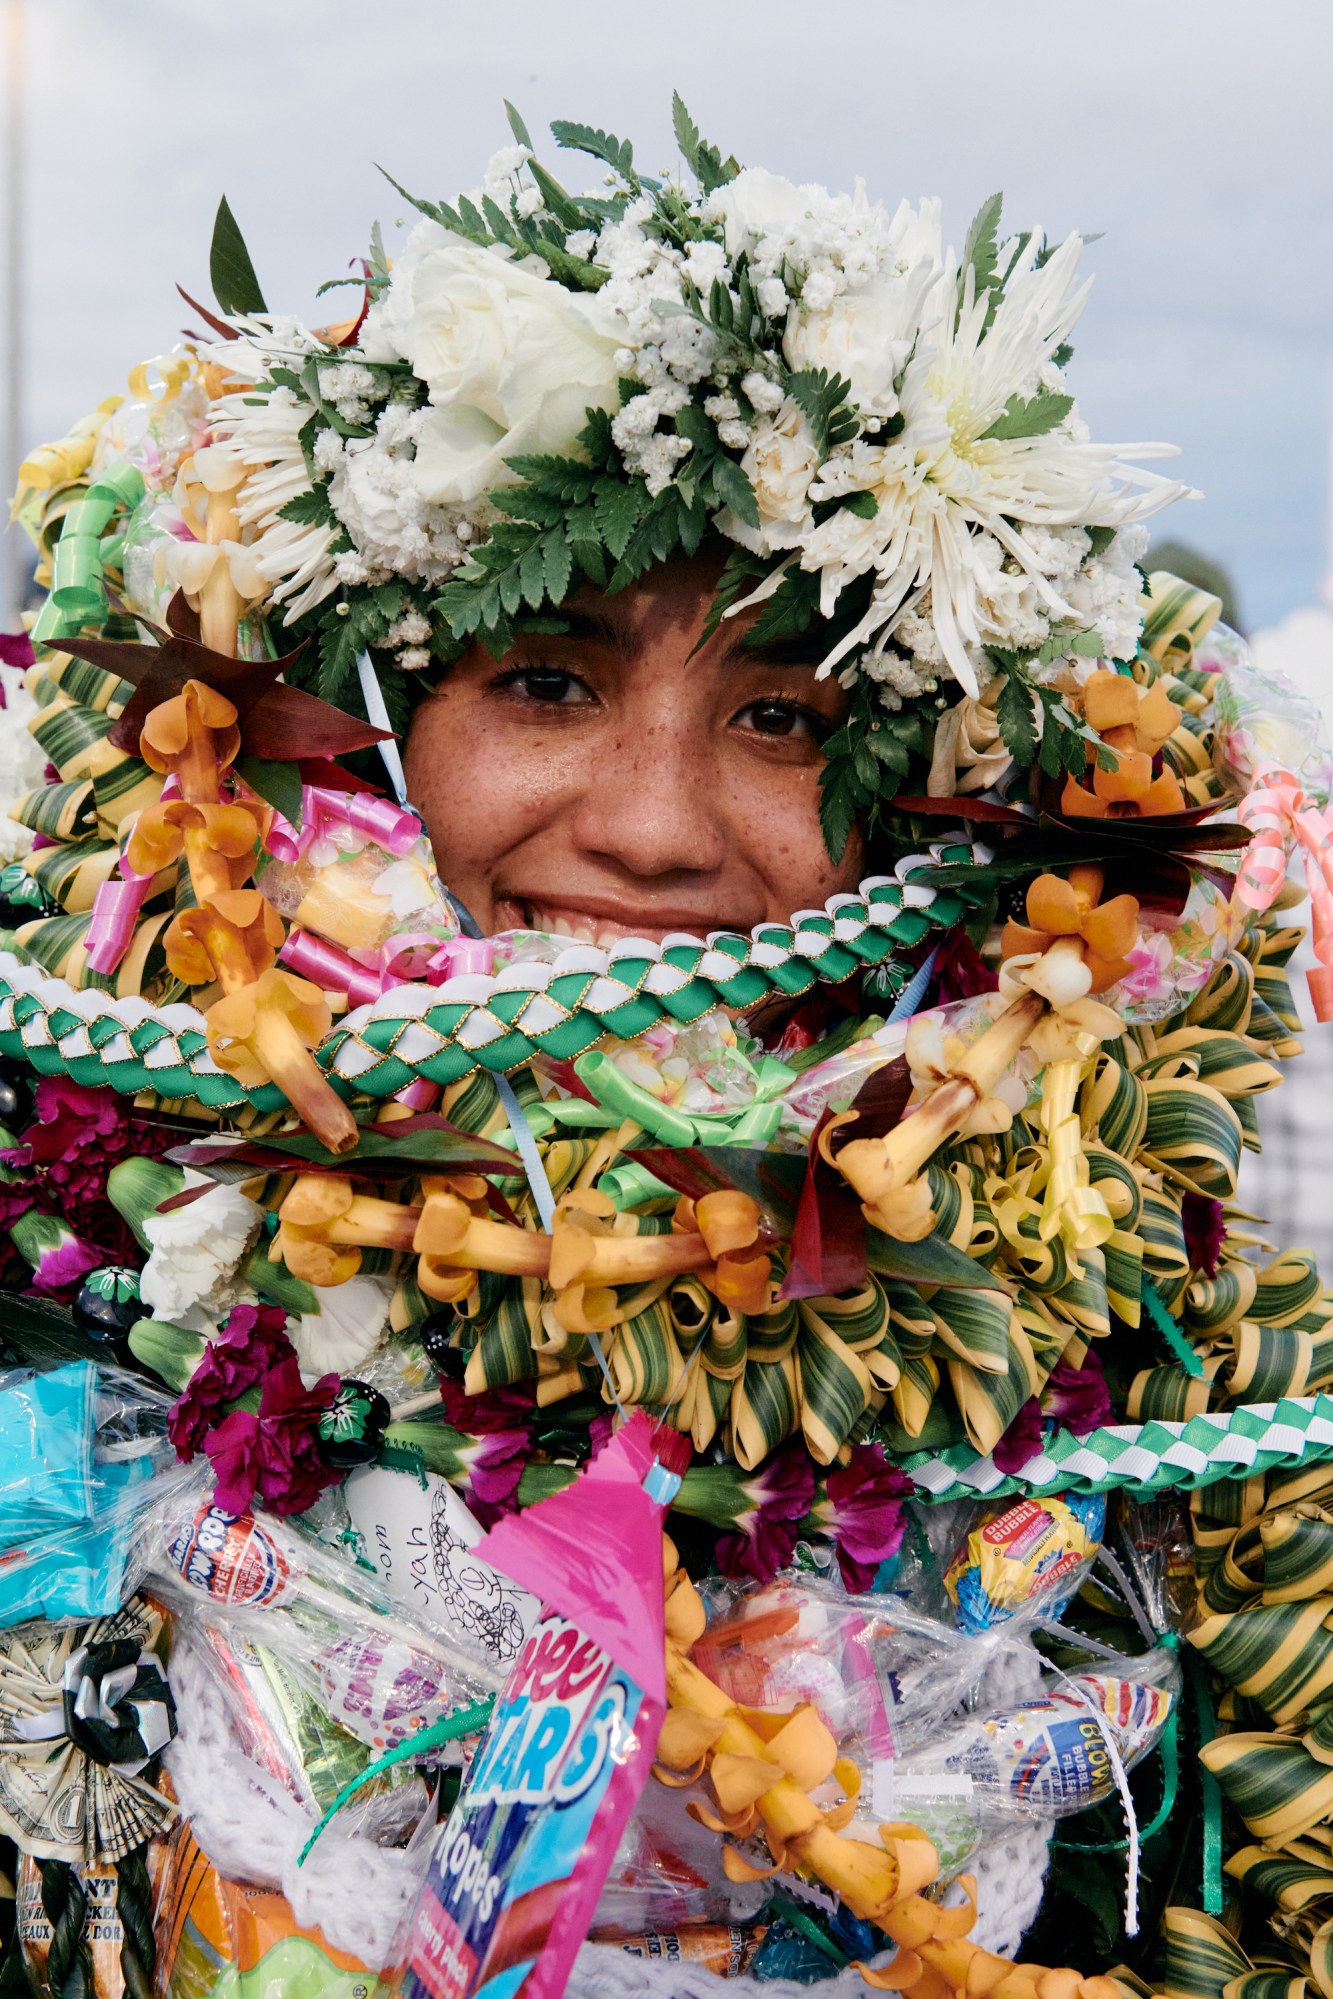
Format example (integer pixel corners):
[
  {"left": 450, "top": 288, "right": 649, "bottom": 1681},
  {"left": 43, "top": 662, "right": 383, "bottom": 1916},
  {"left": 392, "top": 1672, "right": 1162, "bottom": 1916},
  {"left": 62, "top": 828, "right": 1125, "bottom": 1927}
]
[
  {"left": 547, "top": 609, "right": 634, "bottom": 651},
  {"left": 721, "top": 630, "right": 823, "bottom": 668}
]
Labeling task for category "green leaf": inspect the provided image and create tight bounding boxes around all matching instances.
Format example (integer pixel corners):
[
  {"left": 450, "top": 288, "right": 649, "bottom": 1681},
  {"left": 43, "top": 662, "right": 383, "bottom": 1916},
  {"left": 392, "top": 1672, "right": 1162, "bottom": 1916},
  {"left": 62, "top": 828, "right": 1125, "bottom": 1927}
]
[
  {"left": 523, "top": 236, "right": 606, "bottom": 292},
  {"left": 543, "top": 532, "right": 573, "bottom": 607},
  {"left": 593, "top": 477, "right": 645, "bottom": 560},
  {"left": 996, "top": 671, "right": 1039, "bottom": 764},
  {"left": 818, "top": 762, "right": 861, "bottom": 864},
  {"left": 672, "top": 91, "right": 704, "bottom": 177},
  {"left": 1069, "top": 628, "right": 1105, "bottom": 657},
  {"left": 550, "top": 118, "right": 637, "bottom": 184},
  {"left": 788, "top": 367, "right": 858, "bottom": 456},
  {"left": 277, "top": 485, "right": 337, "bottom": 528},
  {"left": 842, "top": 490, "right": 878, "bottom": 520},
  {"left": 503, "top": 99, "right": 533, "bottom": 148},
  {"left": 670, "top": 91, "right": 738, "bottom": 193},
  {"left": 525, "top": 159, "right": 586, "bottom": 233},
  {"left": 246, "top": 1123, "right": 518, "bottom": 1172},
  {"left": 237, "top": 756, "right": 303, "bottom": 826},
  {"left": 962, "top": 192, "right": 1004, "bottom": 293},
  {"left": 1086, "top": 524, "right": 1116, "bottom": 557},
  {"left": 375, "top": 165, "right": 449, "bottom": 229},
  {"left": 982, "top": 391, "right": 1075, "bottom": 442},
  {"left": 709, "top": 453, "right": 761, "bottom": 529},
  {"left": 209, "top": 195, "right": 267, "bottom": 316}
]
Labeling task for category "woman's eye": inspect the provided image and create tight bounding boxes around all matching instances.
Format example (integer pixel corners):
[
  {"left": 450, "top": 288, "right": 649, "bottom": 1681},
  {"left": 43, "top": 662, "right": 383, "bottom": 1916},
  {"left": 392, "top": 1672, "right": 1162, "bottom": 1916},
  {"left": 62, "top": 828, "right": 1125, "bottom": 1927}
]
[
  {"left": 734, "top": 698, "right": 821, "bottom": 741},
  {"left": 500, "top": 666, "right": 593, "bottom": 706}
]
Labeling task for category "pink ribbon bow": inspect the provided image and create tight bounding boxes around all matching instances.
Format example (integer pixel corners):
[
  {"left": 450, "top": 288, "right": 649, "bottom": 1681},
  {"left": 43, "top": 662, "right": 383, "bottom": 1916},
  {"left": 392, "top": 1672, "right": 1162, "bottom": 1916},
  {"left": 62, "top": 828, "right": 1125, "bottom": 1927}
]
[{"left": 1234, "top": 766, "right": 1333, "bottom": 1021}]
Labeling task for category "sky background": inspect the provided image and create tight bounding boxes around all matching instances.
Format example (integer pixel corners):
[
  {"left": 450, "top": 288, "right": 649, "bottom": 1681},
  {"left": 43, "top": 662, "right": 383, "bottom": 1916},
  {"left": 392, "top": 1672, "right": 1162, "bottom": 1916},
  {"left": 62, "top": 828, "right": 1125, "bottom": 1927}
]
[{"left": 4, "top": 0, "right": 1333, "bottom": 632}]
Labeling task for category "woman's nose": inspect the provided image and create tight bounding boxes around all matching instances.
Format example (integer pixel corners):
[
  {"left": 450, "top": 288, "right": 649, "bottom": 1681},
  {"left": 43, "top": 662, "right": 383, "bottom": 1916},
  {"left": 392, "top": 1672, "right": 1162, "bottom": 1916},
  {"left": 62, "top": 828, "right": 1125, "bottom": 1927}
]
[{"left": 570, "top": 722, "right": 728, "bottom": 878}]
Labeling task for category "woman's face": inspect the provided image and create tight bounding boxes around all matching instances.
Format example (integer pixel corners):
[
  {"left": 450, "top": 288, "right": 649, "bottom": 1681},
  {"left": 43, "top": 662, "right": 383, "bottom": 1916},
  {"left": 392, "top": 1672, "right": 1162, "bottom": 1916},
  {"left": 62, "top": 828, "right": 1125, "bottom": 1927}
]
[{"left": 405, "top": 551, "right": 865, "bottom": 945}]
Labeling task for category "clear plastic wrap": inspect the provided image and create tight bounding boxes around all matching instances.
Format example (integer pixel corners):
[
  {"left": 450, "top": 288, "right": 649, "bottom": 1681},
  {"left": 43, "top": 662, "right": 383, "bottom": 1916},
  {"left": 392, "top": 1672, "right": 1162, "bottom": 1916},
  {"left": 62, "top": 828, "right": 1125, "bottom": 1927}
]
[{"left": 153, "top": 1493, "right": 504, "bottom": 1759}]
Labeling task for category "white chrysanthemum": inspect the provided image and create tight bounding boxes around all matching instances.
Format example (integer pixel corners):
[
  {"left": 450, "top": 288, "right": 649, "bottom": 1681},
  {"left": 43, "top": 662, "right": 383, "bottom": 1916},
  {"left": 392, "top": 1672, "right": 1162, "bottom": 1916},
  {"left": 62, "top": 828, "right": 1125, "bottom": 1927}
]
[
  {"left": 789, "top": 234, "right": 1190, "bottom": 694},
  {"left": 207, "top": 377, "right": 342, "bottom": 624}
]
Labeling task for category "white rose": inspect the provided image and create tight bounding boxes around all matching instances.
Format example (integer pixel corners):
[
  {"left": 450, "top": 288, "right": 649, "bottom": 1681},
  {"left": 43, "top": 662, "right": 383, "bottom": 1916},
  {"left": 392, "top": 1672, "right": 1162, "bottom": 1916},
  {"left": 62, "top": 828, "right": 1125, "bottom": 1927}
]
[
  {"left": 784, "top": 279, "right": 922, "bottom": 417},
  {"left": 742, "top": 400, "right": 821, "bottom": 525},
  {"left": 708, "top": 168, "right": 813, "bottom": 256},
  {"left": 139, "top": 1178, "right": 263, "bottom": 1325},
  {"left": 376, "top": 226, "right": 625, "bottom": 506}
]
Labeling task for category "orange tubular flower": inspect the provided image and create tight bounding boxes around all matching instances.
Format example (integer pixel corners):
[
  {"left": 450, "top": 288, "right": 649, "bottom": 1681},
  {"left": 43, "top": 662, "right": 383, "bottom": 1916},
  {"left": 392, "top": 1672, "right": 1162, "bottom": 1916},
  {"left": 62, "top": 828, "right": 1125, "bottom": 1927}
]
[
  {"left": 1061, "top": 668, "right": 1186, "bottom": 818},
  {"left": 275, "top": 1174, "right": 422, "bottom": 1286},
  {"left": 206, "top": 968, "right": 359, "bottom": 1155},
  {"left": 660, "top": 1544, "right": 1120, "bottom": 1999},
  {"left": 1000, "top": 865, "right": 1140, "bottom": 993},
  {"left": 414, "top": 1188, "right": 553, "bottom": 1302},
  {"left": 165, "top": 888, "right": 285, "bottom": 992},
  {"left": 126, "top": 798, "right": 268, "bottom": 907},
  {"left": 139, "top": 679, "right": 241, "bottom": 799}
]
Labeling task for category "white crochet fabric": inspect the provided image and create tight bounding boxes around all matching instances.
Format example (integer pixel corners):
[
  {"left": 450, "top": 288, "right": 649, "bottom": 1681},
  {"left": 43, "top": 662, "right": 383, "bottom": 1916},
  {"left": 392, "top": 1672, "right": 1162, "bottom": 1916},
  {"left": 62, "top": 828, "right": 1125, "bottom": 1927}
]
[{"left": 164, "top": 1633, "right": 423, "bottom": 1969}]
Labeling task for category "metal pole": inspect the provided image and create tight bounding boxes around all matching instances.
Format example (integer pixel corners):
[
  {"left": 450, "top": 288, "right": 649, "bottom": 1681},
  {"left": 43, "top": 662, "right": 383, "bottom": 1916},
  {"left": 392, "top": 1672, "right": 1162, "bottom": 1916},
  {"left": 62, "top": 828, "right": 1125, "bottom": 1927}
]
[{"left": 3, "top": 0, "right": 22, "bottom": 632}]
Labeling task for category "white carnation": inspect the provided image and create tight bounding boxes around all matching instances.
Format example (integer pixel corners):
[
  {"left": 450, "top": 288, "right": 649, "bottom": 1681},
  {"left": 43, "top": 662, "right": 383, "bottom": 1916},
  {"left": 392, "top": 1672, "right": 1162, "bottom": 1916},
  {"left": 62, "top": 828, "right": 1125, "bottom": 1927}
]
[{"left": 139, "top": 1178, "right": 264, "bottom": 1327}]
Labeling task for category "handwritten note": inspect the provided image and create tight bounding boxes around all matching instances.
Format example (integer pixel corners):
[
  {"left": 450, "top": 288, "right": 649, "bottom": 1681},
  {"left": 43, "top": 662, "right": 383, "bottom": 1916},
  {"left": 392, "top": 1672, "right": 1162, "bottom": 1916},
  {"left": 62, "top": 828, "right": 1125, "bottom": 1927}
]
[{"left": 343, "top": 1464, "right": 540, "bottom": 1667}]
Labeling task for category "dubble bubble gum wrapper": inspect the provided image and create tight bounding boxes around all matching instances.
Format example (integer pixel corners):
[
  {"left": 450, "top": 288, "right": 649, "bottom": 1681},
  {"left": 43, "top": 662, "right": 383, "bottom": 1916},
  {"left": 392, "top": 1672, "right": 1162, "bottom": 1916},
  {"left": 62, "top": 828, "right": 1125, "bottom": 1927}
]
[{"left": 392, "top": 1411, "right": 689, "bottom": 1999}]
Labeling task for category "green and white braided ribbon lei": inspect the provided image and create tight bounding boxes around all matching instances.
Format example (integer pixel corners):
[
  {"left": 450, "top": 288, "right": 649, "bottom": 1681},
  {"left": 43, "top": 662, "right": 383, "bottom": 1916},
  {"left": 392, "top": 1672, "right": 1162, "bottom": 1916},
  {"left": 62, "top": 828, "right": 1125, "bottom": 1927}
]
[
  {"left": 0, "top": 843, "right": 987, "bottom": 1114},
  {"left": 905, "top": 1394, "right": 1333, "bottom": 1504}
]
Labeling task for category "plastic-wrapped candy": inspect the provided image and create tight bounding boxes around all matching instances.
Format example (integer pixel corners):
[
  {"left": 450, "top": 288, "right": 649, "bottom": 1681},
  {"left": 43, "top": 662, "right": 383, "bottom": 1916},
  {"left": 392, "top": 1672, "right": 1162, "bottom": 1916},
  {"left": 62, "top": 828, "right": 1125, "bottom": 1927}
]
[
  {"left": 924, "top": 1670, "right": 1176, "bottom": 1818},
  {"left": 944, "top": 1494, "right": 1106, "bottom": 1634},
  {"left": 0, "top": 1360, "right": 186, "bottom": 1626},
  {"left": 259, "top": 787, "right": 459, "bottom": 1004}
]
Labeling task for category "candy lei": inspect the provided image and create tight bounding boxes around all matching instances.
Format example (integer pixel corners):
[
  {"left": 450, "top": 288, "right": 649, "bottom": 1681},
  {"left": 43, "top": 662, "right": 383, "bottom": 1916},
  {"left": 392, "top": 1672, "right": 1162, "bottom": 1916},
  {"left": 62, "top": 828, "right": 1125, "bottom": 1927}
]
[{"left": 0, "top": 846, "right": 986, "bottom": 1113}]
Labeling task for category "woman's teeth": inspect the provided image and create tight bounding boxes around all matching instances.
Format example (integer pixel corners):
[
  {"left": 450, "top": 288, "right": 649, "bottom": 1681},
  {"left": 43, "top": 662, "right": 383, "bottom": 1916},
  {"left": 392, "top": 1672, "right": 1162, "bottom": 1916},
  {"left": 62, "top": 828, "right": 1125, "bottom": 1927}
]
[{"left": 520, "top": 903, "right": 694, "bottom": 947}]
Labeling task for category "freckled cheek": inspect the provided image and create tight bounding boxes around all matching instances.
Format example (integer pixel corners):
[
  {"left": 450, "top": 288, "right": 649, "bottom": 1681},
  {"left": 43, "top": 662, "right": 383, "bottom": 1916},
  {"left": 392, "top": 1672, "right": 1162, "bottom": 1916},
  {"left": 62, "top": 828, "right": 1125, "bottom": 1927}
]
[{"left": 405, "top": 704, "right": 585, "bottom": 879}]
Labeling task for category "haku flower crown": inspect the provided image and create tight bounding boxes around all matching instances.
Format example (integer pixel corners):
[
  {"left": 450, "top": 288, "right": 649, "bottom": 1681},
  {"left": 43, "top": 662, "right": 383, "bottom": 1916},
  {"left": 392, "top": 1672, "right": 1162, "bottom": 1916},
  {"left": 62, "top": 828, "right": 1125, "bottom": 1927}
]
[{"left": 152, "top": 97, "right": 1191, "bottom": 857}]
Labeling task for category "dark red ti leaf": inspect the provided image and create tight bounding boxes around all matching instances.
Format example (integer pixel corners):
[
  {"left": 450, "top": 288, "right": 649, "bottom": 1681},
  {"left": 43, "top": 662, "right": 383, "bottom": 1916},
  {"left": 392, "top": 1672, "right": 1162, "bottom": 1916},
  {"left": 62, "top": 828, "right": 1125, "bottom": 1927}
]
[
  {"left": 59, "top": 591, "right": 391, "bottom": 762},
  {"left": 781, "top": 1110, "right": 867, "bottom": 1301}
]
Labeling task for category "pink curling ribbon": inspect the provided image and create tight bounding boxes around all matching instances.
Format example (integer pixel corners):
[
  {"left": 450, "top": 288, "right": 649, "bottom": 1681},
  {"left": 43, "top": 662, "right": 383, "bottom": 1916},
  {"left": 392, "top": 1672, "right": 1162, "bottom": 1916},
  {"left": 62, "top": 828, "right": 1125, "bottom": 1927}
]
[
  {"left": 428, "top": 935, "right": 495, "bottom": 982},
  {"left": 279, "top": 928, "right": 385, "bottom": 1008},
  {"left": 348, "top": 930, "right": 446, "bottom": 984},
  {"left": 265, "top": 786, "right": 422, "bottom": 865},
  {"left": 280, "top": 926, "right": 461, "bottom": 1006},
  {"left": 1234, "top": 766, "right": 1333, "bottom": 1021},
  {"left": 85, "top": 862, "right": 156, "bottom": 975}
]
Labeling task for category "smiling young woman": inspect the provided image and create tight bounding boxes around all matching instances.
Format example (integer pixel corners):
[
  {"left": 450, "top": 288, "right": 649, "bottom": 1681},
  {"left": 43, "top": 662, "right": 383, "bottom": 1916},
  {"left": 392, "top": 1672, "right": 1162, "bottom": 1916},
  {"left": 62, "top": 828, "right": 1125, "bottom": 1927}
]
[{"left": 404, "top": 547, "right": 866, "bottom": 945}]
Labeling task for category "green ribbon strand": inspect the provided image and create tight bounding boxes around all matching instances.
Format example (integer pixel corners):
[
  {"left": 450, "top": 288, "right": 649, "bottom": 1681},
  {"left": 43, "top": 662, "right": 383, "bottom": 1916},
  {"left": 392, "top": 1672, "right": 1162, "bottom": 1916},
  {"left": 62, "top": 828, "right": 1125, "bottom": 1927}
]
[
  {"left": 296, "top": 1693, "right": 496, "bottom": 1867},
  {"left": 1186, "top": 1650, "right": 1226, "bottom": 1914}
]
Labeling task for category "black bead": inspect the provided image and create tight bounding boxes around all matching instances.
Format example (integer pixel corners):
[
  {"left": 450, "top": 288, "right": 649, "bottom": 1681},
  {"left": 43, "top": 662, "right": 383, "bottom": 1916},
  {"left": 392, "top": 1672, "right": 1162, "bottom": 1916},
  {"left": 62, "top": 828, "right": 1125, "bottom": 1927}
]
[
  {"left": 72, "top": 1267, "right": 146, "bottom": 1343},
  {"left": 0, "top": 1061, "right": 33, "bottom": 1134},
  {"left": 317, "top": 1379, "right": 390, "bottom": 1468}
]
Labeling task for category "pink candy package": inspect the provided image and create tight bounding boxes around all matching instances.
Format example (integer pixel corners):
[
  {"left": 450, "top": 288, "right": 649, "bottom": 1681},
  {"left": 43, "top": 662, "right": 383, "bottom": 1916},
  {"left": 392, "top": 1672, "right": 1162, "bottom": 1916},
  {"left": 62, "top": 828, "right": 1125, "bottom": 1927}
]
[{"left": 392, "top": 1412, "right": 689, "bottom": 1999}]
